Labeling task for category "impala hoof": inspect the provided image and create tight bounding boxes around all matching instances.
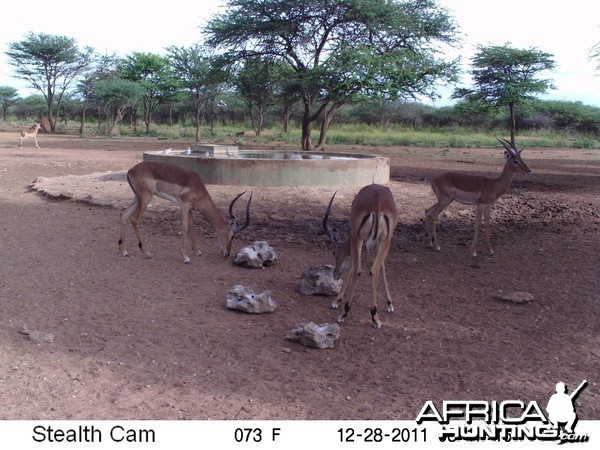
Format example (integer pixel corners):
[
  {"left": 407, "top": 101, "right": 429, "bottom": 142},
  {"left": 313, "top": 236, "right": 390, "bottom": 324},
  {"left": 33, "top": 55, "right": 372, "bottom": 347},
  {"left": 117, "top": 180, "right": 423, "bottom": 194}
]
[{"left": 183, "top": 257, "right": 191, "bottom": 265}]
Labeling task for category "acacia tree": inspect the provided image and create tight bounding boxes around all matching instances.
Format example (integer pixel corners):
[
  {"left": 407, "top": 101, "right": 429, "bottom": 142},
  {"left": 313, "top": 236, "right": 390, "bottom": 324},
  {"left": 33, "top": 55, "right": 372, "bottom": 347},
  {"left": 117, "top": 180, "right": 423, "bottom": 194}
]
[
  {"left": 233, "top": 57, "right": 288, "bottom": 136},
  {"left": 0, "top": 86, "right": 20, "bottom": 120},
  {"left": 454, "top": 44, "right": 556, "bottom": 145},
  {"left": 120, "top": 52, "right": 178, "bottom": 134},
  {"left": 5, "top": 32, "right": 94, "bottom": 132},
  {"left": 75, "top": 53, "right": 121, "bottom": 135},
  {"left": 166, "top": 44, "right": 223, "bottom": 141},
  {"left": 205, "top": 0, "right": 458, "bottom": 150},
  {"left": 92, "top": 79, "right": 144, "bottom": 135}
]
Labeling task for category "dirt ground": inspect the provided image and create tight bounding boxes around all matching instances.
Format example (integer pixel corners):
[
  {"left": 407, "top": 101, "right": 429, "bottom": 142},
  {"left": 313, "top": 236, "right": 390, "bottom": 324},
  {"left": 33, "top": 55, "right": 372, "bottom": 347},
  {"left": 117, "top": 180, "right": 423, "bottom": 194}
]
[{"left": 0, "top": 129, "right": 598, "bottom": 421}]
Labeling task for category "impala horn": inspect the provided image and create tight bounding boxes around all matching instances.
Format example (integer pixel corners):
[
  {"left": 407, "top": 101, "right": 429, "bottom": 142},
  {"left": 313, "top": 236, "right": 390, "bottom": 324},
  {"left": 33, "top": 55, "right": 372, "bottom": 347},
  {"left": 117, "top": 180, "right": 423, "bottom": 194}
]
[
  {"left": 498, "top": 138, "right": 518, "bottom": 156},
  {"left": 229, "top": 191, "right": 252, "bottom": 233},
  {"left": 322, "top": 192, "right": 340, "bottom": 248}
]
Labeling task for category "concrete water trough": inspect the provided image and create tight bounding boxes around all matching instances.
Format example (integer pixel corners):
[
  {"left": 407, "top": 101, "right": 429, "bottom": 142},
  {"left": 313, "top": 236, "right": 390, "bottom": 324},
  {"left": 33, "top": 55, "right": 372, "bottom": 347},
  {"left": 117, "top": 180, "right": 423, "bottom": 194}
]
[{"left": 143, "top": 144, "right": 390, "bottom": 186}]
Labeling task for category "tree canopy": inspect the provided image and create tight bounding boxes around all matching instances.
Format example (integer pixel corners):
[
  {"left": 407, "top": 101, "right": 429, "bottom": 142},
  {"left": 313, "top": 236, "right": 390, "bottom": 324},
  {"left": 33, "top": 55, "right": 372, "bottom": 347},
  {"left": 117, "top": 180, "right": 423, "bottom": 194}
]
[
  {"left": 205, "top": 0, "right": 459, "bottom": 150},
  {"left": 120, "top": 52, "right": 178, "bottom": 134},
  {"left": 5, "top": 32, "right": 94, "bottom": 131},
  {"left": 454, "top": 44, "right": 556, "bottom": 144},
  {"left": 0, "top": 86, "right": 21, "bottom": 121},
  {"left": 166, "top": 44, "right": 224, "bottom": 141}
]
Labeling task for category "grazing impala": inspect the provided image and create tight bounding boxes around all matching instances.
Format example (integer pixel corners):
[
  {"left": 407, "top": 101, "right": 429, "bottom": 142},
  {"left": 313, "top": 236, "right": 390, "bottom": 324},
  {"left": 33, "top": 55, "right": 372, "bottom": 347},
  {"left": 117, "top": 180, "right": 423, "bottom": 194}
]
[
  {"left": 425, "top": 138, "right": 531, "bottom": 257},
  {"left": 323, "top": 184, "right": 399, "bottom": 328},
  {"left": 119, "top": 161, "right": 252, "bottom": 264},
  {"left": 18, "top": 122, "right": 42, "bottom": 148}
]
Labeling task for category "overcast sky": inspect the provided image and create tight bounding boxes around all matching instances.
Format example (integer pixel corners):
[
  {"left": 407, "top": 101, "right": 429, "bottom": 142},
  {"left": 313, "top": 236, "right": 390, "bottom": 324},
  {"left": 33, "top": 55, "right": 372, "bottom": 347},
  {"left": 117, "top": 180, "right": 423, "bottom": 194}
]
[{"left": 1, "top": 0, "right": 599, "bottom": 106}]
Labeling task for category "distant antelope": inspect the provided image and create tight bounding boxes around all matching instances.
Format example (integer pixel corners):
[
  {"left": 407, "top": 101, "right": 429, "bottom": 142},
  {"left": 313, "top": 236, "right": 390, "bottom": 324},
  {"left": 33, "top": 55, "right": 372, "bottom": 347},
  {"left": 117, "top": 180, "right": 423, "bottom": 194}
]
[
  {"left": 19, "top": 123, "right": 42, "bottom": 148},
  {"left": 425, "top": 139, "right": 531, "bottom": 256}
]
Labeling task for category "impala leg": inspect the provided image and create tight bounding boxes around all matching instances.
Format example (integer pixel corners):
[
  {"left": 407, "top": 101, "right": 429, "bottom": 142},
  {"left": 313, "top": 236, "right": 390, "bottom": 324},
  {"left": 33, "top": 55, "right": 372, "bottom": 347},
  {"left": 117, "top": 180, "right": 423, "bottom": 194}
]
[
  {"left": 425, "top": 199, "right": 451, "bottom": 251},
  {"left": 188, "top": 210, "right": 202, "bottom": 257},
  {"left": 483, "top": 206, "right": 494, "bottom": 255},
  {"left": 338, "top": 270, "right": 361, "bottom": 324},
  {"left": 119, "top": 198, "right": 139, "bottom": 256},
  {"left": 424, "top": 205, "right": 434, "bottom": 246},
  {"left": 128, "top": 193, "right": 153, "bottom": 258},
  {"left": 180, "top": 204, "right": 192, "bottom": 264},
  {"left": 331, "top": 272, "right": 351, "bottom": 309},
  {"left": 369, "top": 240, "right": 391, "bottom": 328},
  {"left": 471, "top": 205, "right": 485, "bottom": 257},
  {"left": 337, "top": 240, "right": 363, "bottom": 324},
  {"left": 34, "top": 136, "right": 39, "bottom": 148},
  {"left": 381, "top": 262, "right": 393, "bottom": 313}
]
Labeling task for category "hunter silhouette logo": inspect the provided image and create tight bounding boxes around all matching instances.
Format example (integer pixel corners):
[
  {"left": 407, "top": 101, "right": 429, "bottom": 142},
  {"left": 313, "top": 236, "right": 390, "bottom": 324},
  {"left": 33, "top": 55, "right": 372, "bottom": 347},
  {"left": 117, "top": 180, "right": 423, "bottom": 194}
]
[
  {"left": 546, "top": 380, "right": 587, "bottom": 435},
  {"left": 416, "top": 380, "right": 589, "bottom": 443}
]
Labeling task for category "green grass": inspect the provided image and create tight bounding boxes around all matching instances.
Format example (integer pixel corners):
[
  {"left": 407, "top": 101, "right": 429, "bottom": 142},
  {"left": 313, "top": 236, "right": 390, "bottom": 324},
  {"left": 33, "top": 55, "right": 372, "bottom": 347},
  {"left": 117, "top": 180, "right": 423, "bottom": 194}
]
[{"left": 7, "top": 118, "right": 599, "bottom": 149}]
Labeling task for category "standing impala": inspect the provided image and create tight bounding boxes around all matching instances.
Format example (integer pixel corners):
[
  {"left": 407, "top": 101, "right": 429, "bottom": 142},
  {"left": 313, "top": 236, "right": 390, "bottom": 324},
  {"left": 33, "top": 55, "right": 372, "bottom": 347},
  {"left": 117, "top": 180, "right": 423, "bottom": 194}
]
[
  {"left": 18, "top": 122, "right": 42, "bottom": 148},
  {"left": 323, "top": 184, "right": 399, "bottom": 328},
  {"left": 425, "top": 138, "right": 531, "bottom": 257},
  {"left": 119, "top": 161, "right": 252, "bottom": 264}
]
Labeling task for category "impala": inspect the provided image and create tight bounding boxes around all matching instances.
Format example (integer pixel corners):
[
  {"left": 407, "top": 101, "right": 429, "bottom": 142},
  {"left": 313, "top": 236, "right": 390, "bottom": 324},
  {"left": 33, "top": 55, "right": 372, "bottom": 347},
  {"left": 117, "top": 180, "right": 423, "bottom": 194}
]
[
  {"left": 323, "top": 184, "right": 399, "bottom": 328},
  {"left": 19, "top": 122, "right": 42, "bottom": 148},
  {"left": 425, "top": 138, "right": 531, "bottom": 257},
  {"left": 119, "top": 161, "right": 252, "bottom": 264}
]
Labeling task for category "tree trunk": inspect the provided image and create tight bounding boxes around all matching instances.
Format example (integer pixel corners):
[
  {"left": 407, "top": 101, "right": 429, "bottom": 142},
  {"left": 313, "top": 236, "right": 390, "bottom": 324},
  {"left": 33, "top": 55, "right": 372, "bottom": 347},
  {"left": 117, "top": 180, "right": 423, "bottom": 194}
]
[
  {"left": 509, "top": 101, "right": 516, "bottom": 146},
  {"left": 79, "top": 105, "right": 87, "bottom": 135},
  {"left": 46, "top": 89, "right": 56, "bottom": 132},
  {"left": 195, "top": 110, "right": 202, "bottom": 142},
  {"left": 315, "top": 101, "right": 344, "bottom": 151},
  {"left": 300, "top": 95, "right": 328, "bottom": 151},
  {"left": 281, "top": 105, "right": 290, "bottom": 133}
]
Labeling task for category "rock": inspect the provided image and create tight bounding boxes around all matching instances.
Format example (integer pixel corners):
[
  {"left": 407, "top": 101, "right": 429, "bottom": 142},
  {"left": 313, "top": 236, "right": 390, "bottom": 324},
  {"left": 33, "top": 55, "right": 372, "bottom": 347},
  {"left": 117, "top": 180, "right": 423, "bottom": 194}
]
[
  {"left": 233, "top": 240, "right": 277, "bottom": 268},
  {"left": 285, "top": 322, "right": 341, "bottom": 349},
  {"left": 493, "top": 291, "right": 535, "bottom": 304},
  {"left": 17, "top": 324, "right": 54, "bottom": 342},
  {"left": 299, "top": 265, "right": 342, "bottom": 296},
  {"left": 28, "top": 331, "right": 55, "bottom": 343},
  {"left": 17, "top": 324, "right": 31, "bottom": 335},
  {"left": 226, "top": 285, "right": 277, "bottom": 313}
]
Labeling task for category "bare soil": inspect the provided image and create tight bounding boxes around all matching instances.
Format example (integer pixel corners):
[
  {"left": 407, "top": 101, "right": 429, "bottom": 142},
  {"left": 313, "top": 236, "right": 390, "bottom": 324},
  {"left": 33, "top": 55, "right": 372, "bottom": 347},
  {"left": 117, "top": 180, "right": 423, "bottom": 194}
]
[{"left": 0, "top": 129, "right": 598, "bottom": 420}]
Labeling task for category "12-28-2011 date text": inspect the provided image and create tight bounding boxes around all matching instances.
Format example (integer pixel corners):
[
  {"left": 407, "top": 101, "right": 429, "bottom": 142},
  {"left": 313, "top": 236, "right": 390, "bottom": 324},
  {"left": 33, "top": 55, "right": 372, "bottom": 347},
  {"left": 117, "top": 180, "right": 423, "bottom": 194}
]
[{"left": 338, "top": 427, "right": 426, "bottom": 443}]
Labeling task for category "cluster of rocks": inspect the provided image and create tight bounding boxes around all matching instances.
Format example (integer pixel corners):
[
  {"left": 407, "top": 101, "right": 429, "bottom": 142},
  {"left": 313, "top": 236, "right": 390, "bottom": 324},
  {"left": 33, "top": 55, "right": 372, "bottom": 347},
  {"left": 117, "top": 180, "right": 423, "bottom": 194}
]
[{"left": 228, "top": 241, "right": 343, "bottom": 348}]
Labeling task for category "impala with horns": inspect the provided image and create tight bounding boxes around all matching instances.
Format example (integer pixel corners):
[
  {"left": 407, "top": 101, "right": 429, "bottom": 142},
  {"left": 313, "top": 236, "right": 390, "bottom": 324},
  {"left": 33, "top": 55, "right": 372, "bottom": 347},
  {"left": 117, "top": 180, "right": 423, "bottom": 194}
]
[
  {"left": 323, "top": 184, "right": 399, "bottom": 328},
  {"left": 425, "top": 138, "right": 531, "bottom": 257},
  {"left": 119, "top": 161, "right": 252, "bottom": 264}
]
